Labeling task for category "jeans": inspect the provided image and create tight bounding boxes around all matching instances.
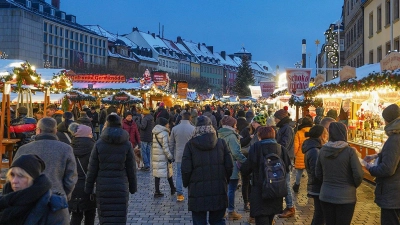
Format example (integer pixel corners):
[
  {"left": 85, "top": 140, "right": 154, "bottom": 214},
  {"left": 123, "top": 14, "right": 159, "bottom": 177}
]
[
  {"left": 381, "top": 208, "right": 400, "bottom": 225},
  {"left": 295, "top": 169, "right": 304, "bottom": 185},
  {"left": 70, "top": 209, "right": 96, "bottom": 225},
  {"left": 192, "top": 209, "right": 226, "bottom": 225},
  {"left": 228, "top": 179, "right": 239, "bottom": 212},
  {"left": 99, "top": 124, "right": 104, "bottom": 135},
  {"left": 141, "top": 141, "right": 152, "bottom": 168},
  {"left": 311, "top": 195, "right": 325, "bottom": 225},
  {"left": 175, "top": 162, "right": 183, "bottom": 195},
  {"left": 320, "top": 201, "right": 355, "bottom": 225},
  {"left": 285, "top": 172, "right": 293, "bottom": 208},
  {"left": 255, "top": 215, "right": 275, "bottom": 225}
]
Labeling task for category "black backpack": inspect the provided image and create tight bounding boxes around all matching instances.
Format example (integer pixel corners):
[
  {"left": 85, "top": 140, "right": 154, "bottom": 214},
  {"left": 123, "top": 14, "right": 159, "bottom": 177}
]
[{"left": 259, "top": 145, "right": 288, "bottom": 199}]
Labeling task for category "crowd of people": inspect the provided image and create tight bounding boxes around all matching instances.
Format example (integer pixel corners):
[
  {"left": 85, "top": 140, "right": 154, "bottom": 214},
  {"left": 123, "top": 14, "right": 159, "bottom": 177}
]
[{"left": 0, "top": 101, "right": 399, "bottom": 225}]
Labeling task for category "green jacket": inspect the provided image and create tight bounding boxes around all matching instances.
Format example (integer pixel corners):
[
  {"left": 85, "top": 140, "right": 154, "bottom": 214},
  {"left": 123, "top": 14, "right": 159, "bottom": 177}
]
[{"left": 218, "top": 127, "right": 246, "bottom": 179}]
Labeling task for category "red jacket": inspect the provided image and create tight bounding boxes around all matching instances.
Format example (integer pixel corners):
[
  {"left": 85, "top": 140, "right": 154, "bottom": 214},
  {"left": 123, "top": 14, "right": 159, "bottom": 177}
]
[{"left": 122, "top": 119, "right": 141, "bottom": 148}]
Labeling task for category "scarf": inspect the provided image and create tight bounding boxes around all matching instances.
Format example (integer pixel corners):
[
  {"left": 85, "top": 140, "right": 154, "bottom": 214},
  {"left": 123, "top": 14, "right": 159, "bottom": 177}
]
[
  {"left": 192, "top": 125, "right": 216, "bottom": 138},
  {"left": 222, "top": 125, "right": 236, "bottom": 132},
  {"left": 0, "top": 174, "right": 51, "bottom": 225}
]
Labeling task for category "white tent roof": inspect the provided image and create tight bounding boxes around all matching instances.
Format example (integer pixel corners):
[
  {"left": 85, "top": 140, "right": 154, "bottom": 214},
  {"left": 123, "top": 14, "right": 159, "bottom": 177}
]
[
  {"left": 102, "top": 91, "right": 142, "bottom": 102},
  {"left": 0, "top": 93, "right": 65, "bottom": 103}
]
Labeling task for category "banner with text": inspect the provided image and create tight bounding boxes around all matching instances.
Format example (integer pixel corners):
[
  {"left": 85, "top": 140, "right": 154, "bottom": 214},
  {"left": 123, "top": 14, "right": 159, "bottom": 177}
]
[
  {"left": 177, "top": 81, "right": 188, "bottom": 99},
  {"left": 153, "top": 72, "right": 167, "bottom": 86},
  {"left": 378, "top": 92, "right": 400, "bottom": 103},
  {"left": 286, "top": 68, "right": 312, "bottom": 95},
  {"left": 323, "top": 98, "right": 342, "bottom": 115},
  {"left": 259, "top": 81, "right": 276, "bottom": 98},
  {"left": 68, "top": 74, "right": 125, "bottom": 83},
  {"left": 249, "top": 86, "right": 262, "bottom": 98}
]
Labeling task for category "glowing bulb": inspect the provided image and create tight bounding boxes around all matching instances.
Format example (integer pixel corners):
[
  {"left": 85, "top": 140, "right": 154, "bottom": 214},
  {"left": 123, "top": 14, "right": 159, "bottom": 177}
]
[
  {"left": 12, "top": 74, "right": 16, "bottom": 79},
  {"left": 31, "top": 66, "right": 36, "bottom": 70}
]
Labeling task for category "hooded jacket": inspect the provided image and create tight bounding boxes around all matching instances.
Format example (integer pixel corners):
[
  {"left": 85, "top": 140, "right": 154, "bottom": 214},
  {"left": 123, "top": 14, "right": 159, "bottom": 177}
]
[
  {"left": 369, "top": 117, "right": 400, "bottom": 209},
  {"left": 316, "top": 141, "right": 363, "bottom": 204},
  {"left": 218, "top": 127, "right": 247, "bottom": 179},
  {"left": 137, "top": 114, "right": 155, "bottom": 143},
  {"left": 302, "top": 138, "right": 323, "bottom": 195},
  {"left": 152, "top": 125, "right": 173, "bottom": 178},
  {"left": 276, "top": 116, "right": 295, "bottom": 159},
  {"left": 293, "top": 125, "right": 312, "bottom": 169},
  {"left": 181, "top": 132, "right": 233, "bottom": 212},
  {"left": 122, "top": 119, "right": 140, "bottom": 148},
  {"left": 85, "top": 127, "right": 137, "bottom": 224}
]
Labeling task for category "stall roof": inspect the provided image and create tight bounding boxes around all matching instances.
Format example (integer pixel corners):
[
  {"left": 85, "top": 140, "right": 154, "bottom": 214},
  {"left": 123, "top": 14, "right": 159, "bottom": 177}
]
[
  {"left": 322, "top": 63, "right": 382, "bottom": 85},
  {"left": 73, "top": 82, "right": 152, "bottom": 90},
  {"left": 0, "top": 93, "right": 65, "bottom": 103}
]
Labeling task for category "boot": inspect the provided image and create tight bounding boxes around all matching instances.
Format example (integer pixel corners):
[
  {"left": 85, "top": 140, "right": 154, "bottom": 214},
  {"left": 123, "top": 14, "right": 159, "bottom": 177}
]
[
  {"left": 292, "top": 183, "right": 300, "bottom": 193},
  {"left": 244, "top": 202, "right": 250, "bottom": 212},
  {"left": 226, "top": 211, "right": 242, "bottom": 221},
  {"left": 154, "top": 191, "right": 164, "bottom": 198},
  {"left": 278, "top": 207, "right": 295, "bottom": 218},
  {"left": 171, "top": 187, "right": 176, "bottom": 195},
  {"left": 247, "top": 217, "right": 255, "bottom": 224}
]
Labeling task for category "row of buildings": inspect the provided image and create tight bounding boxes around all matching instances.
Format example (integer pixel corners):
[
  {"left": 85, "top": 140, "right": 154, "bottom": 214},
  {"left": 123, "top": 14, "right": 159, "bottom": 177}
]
[{"left": 0, "top": 0, "right": 274, "bottom": 95}]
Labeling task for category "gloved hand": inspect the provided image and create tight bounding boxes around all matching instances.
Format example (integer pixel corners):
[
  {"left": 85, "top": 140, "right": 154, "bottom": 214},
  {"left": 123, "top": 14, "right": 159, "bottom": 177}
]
[{"left": 168, "top": 158, "right": 175, "bottom": 163}]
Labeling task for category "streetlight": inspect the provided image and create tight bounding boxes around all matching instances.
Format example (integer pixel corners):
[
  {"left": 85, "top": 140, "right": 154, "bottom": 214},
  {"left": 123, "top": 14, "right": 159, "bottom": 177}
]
[
  {"left": 44, "top": 60, "right": 51, "bottom": 68},
  {"left": 308, "top": 53, "right": 311, "bottom": 68},
  {"left": 294, "top": 61, "right": 302, "bottom": 68},
  {"left": 315, "top": 39, "right": 320, "bottom": 74},
  {"left": 0, "top": 51, "right": 8, "bottom": 59}
]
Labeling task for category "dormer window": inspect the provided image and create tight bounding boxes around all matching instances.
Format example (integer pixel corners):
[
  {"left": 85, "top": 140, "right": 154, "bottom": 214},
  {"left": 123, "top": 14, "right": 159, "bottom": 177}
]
[
  {"left": 71, "top": 16, "right": 76, "bottom": 23},
  {"left": 50, "top": 9, "right": 55, "bottom": 16},
  {"left": 26, "top": 0, "right": 31, "bottom": 8},
  {"left": 39, "top": 4, "right": 43, "bottom": 12},
  {"left": 61, "top": 12, "right": 65, "bottom": 20},
  {"left": 111, "top": 47, "right": 115, "bottom": 54}
]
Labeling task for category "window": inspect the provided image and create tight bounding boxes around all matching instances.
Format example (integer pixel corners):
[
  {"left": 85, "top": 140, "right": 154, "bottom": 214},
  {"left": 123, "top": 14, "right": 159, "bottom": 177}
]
[
  {"left": 70, "top": 31, "right": 73, "bottom": 40},
  {"left": 395, "top": 38, "right": 400, "bottom": 51},
  {"left": 85, "top": 45, "right": 88, "bottom": 52},
  {"left": 43, "top": 33, "right": 47, "bottom": 42},
  {"left": 49, "top": 46, "right": 52, "bottom": 55},
  {"left": 59, "top": 38, "right": 62, "bottom": 47},
  {"left": 369, "top": 50, "right": 374, "bottom": 64},
  {"left": 65, "top": 59, "right": 68, "bottom": 67},
  {"left": 61, "top": 13, "right": 65, "bottom": 20},
  {"left": 377, "top": 46, "right": 382, "bottom": 61},
  {"left": 90, "top": 46, "right": 93, "bottom": 54},
  {"left": 378, "top": 6, "right": 382, "bottom": 31},
  {"left": 59, "top": 28, "right": 63, "bottom": 37},
  {"left": 49, "top": 24, "right": 53, "bottom": 33},
  {"left": 39, "top": 4, "right": 43, "bottom": 12},
  {"left": 64, "top": 39, "right": 68, "bottom": 47},
  {"left": 80, "top": 34, "right": 83, "bottom": 42},
  {"left": 69, "top": 41, "right": 73, "bottom": 49},
  {"left": 386, "top": 42, "right": 392, "bottom": 53},
  {"left": 80, "top": 43, "right": 83, "bottom": 51},
  {"left": 74, "top": 33, "right": 78, "bottom": 41},
  {"left": 65, "top": 49, "right": 68, "bottom": 58},
  {"left": 26, "top": 0, "right": 31, "bottom": 8},
  {"left": 369, "top": 12, "right": 374, "bottom": 37},
  {"left": 90, "top": 37, "right": 92, "bottom": 45},
  {"left": 49, "top": 35, "right": 52, "bottom": 45},
  {"left": 43, "top": 44, "right": 47, "bottom": 53},
  {"left": 395, "top": 0, "right": 400, "bottom": 19},
  {"left": 43, "top": 22, "right": 47, "bottom": 32},
  {"left": 94, "top": 38, "right": 97, "bottom": 46},
  {"left": 50, "top": 9, "right": 55, "bottom": 16},
  {"left": 386, "top": 0, "right": 391, "bottom": 25},
  {"left": 71, "top": 16, "right": 75, "bottom": 23},
  {"left": 54, "top": 37, "right": 57, "bottom": 46},
  {"left": 54, "top": 47, "right": 57, "bottom": 57},
  {"left": 53, "top": 57, "right": 57, "bottom": 67},
  {"left": 75, "top": 42, "right": 78, "bottom": 50},
  {"left": 59, "top": 58, "right": 62, "bottom": 67},
  {"left": 65, "top": 30, "right": 68, "bottom": 38},
  {"left": 103, "top": 40, "right": 105, "bottom": 48}
]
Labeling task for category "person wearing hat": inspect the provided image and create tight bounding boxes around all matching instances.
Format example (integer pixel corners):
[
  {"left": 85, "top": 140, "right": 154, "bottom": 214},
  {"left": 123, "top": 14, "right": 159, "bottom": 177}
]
[
  {"left": 154, "top": 102, "right": 170, "bottom": 122},
  {"left": 182, "top": 116, "right": 233, "bottom": 224},
  {"left": 56, "top": 111, "right": 74, "bottom": 145},
  {"left": 85, "top": 114, "right": 137, "bottom": 224},
  {"left": 274, "top": 108, "right": 296, "bottom": 218},
  {"left": 326, "top": 109, "right": 338, "bottom": 121},
  {"left": 46, "top": 104, "right": 63, "bottom": 124},
  {"left": 218, "top": 116, "right": 246, "bottom": 221},
  {"left": 122, "top": 112, "right": 141, "bottom": 150},
  {"left": 76, "top": 111, "right": 94, "bottom": 131},
  {"left": 316, "top": 122, "right": 363, "bottom": 225},
  {"left": 236, "top": 110, "right": 248, "bottom": 134},
  {"left": 10, "top": 106, "right": 37, "bottom": 150},
  {"left": 364, "top": 103, "right": 400, "bottom": 225},
  {"left": 136, "top": 108, "right": 155, "bottom": 171},
  {"left": 302, "top": 125, "right": 328, "bottom": 225},
  {"left": 68, "top": 123, "right": 96, "bottom": 225},
  {"left": 151, "top": 117, "right": 175, "bottom": 198},
  {"left": 203, "top": 105, "right": 218, "bottom": 132},
  {"left": 0, "top": 154, "right": 70, "bottom": 224}
]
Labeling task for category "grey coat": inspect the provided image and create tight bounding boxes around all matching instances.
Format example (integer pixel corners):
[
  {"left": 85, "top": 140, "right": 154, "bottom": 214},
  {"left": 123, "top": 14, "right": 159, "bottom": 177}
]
[
  {"left": 316, "top": 141, "right": 363, "bottom": 204},
  {"left": 369, "top": 118, "right": 400, "bottom": 209},
  {"left": 152, "top": 125, "right": 173, "bottom": 178},
  {"left": 169, "top": 120, "right": 195, "bottom": 162},
  {"left": 203, "top": 111, "right": 218, "bottom": 131}
]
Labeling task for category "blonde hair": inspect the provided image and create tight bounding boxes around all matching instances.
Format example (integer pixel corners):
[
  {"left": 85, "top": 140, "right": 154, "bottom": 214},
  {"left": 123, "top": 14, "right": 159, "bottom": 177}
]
[{"left": 6, "top": 167, "right": 34, "bottom": 187}]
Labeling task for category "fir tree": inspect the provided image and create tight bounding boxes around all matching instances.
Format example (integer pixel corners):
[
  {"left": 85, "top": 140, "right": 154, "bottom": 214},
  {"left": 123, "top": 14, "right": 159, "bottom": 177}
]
[{"left": 233, "top": 55, "right": 255, "bottom": 97}]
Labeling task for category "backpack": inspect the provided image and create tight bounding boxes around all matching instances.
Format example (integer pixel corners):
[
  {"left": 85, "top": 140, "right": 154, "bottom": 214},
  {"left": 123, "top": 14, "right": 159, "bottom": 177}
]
[{"left": 259, "top": 145, "right": 288, "bottom": 199}]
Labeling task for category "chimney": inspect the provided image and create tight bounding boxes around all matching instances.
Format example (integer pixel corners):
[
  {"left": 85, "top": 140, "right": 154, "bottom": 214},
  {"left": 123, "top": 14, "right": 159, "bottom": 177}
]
[
  {"left": 198, "top": 43, "right": 201, "bottom": 50},
  {"left": 132, "top": 27, "right": 138, "bottom": 32},
  {"left": 51, "top": 0, "right": 60, "bottom": 9},
  {"left": 207, "top": 46, "right": 213, "bottom": 54},
  {"left": 151, "top": 33, "right": 156, "bottom": 38},
  {"left": 221, "top": 51, "right": 226, "bottom": 60},
  {"left": 177, "top": 36, "right": 182, "bottom": 43},
  {"left": 202, "top": 43, "right": 206, "bottom": 46}
]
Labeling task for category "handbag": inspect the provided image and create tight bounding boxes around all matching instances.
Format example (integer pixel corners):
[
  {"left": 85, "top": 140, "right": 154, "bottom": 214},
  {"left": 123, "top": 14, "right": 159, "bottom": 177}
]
[{"left": 76, "top": 157, "right": 96, "bottom": 201}]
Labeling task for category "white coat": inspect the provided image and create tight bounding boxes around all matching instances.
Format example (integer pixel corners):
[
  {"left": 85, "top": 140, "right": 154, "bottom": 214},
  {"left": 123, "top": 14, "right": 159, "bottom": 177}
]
[{"left": 151, "top": 125, "right": 173, "bottom": 178}]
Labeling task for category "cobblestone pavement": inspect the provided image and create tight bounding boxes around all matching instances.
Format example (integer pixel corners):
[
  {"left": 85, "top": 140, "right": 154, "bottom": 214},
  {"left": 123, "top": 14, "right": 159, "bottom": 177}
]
[{"left": 95, "top": 167, "right": 380, "bottom": 225}]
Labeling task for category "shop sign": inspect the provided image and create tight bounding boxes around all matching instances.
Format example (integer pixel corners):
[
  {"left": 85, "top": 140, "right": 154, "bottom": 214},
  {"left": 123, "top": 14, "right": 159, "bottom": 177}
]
[
  {"left": 249, "top": 85, "right": 262, "bottom": 98},
  {"left": 259, "top": 81, "right": 276, "bottom": 97},
  {"left": 342, "top": 99, "right": 351, "bottom": 112},
  {"left": 314, "top": 74, "right": 326, "bottom": 86},
  {"left": 323, "top": 98, "right": 342, "bottom": 115},
  {"left": 279, "top": 96, "right": 290, "bottom": 103},
  {"left": 378, "top": 92, "right": 400, "bottom": 103},
  {"left": 351, "top": 94, "right": 370, "bottom": 104},
  {"left": 339, "top": 66, "right": 356, "bottom": 82},
  {"left": 153, "top": 72, "right": 167, "bottom": 86},
  {"left": 68, "top": 92, "right": 78, "bottom": 98},
  {"left": 177, "top": 81, "right": 188, "bottom": 99},
  {"left": 68, "top": 74, "right": 126, "bottom": 83},
  {"left": 380, "top": 52, "right": 400, "bottom": 71},
  {"left": 113, "top": 93, "right": 130, "bottom": 101},
  {"left": 286, "top": 68, "right": 312, "bottom": 95}
]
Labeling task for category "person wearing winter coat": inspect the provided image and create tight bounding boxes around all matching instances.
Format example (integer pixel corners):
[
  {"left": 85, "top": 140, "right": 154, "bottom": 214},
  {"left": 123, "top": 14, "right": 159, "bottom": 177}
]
[
  {"left": 203, "top": 105, "right": 218, "bottom": 131},
  {"left": 236, "top": 110, "right": 249, "bottom": 133},
  {"left": 274, "top": 109, "right": 295, "bottom": 218},
  {"left": 316, "top": 122, "right": 363, "bottom": 225},
  {"left": 302, "top": 125, "right": 327, "bottom": 225},
  {"left": 292, "top": 117, "right": 313, "bottom": 193},
  {"left": 240, "top": 126, "right": 291, "bottom": 225},
  {"left": 182, "top": 116, "right": 233, "bottom": 225},
  {"left": 151, "top": 117, "right": 176, "bottom": 197},
  {"left": 56, "top": 111, "right": 74, "bottom": 145},
  {"left": 137, "top": 108, "right": 155, "bottom": 171},
  {"left": 0, "top": 154, "right": 69, "bottom": 225},
  {"left": 77, "top": 111, "right": 94, "bottom": 131},
  {"left": 364, "top": 104, "right": 400, "bottom": 225},
  {"left": 122, "top": 112, "right": 141, "bottom": 148},
  {"left": 98, "top": 104, "right": 107, "bottom": 135},
  {"left": 85, "top": 114, "right": 137, "bottom": 224},
  {"left": 218, "top": 116, "right": 247, "bottom": 221},
  {"left": 154, "top": 102, "right": 170, "bottom": 122},
  {"left": 68, "top": 123, "right": 96, "bottom": 225},
  {"left": 10, "top": 106, "right": 37, "bottom": 150},
  {"left": 190, "top": 107, "right": 198, "bottom": 125},
  {"left": 314, "top": 107, "right": 324, "bottom": 125}
]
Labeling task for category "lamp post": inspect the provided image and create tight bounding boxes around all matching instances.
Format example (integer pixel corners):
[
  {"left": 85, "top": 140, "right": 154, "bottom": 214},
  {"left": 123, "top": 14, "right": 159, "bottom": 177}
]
[
  {"left": 0, "top": 51, "right": 8, "bottom": 59},
  {"left": 44, "top": 60, "right": 51, "bottom": 68},
  {"left": 294, "top": 61, "right": 302, "bottom": 68},
  {"left": 315, "top": 39, "right": 320, "bottom": 74},
  {"left": 308, "top": 53, "right": 311, "bottom": 68}
]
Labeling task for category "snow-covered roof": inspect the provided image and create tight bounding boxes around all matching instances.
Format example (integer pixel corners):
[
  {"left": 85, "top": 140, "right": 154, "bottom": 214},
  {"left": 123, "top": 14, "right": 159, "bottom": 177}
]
[
  {"left": 231, "top": 56, "right": 242, "bottom": 65},
  {"left": 218, "top": 53, "right": 238, "bottom": 67},
  {"left": 108, "top": 50, "right": 139, "bottom": 62},
  {"left": 85, "top": 25, "right": 117, "bottom": 42},
  {"left": 322, "top": 63, "right": 382, "bottom": 85},
  {"left": 102, "top": 91, "right": 142, "bottom": 102},
  {"left": 175, "top": 43, "right": 190, "bottom": 55},
  {"left": 140, "top": 32, "right": 168, "bottom": 50},
  {"left": 73, "top": 82, "right": 152, "bottom": 90},
  {"left": 181, "top": 40, "right": 204, "bottom": 60},
  {"left": 253, "top": 61, "right": 274, "bottom": 73},
  {"left": 0, "top": 59, "right": 25, "bottom": 76},
  {"left": 235, "top": 47, "right": 251, "bottom": 54},
  {"left": 162, "top": 39, "right": 181, "bottom": 53},
  {"left": 3, "top": 93, "right": 65, "bottom": 103}
]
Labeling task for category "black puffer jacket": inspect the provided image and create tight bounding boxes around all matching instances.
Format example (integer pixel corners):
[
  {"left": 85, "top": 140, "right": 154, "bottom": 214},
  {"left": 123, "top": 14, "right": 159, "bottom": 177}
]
[
  {"left": 85, "top": 127, "right": 137, "bottom": 224},
  {"left": 240, "top": 139, "right": 290, "bottom": 217},
  {"left": 69, "top": 137, "right": 96, "bottom": 213},
  {"left": 137, "top": 114, "right": 155, "bottom": 143},
  {"left": 56, "top": 120, "right": 73, "bottom": 145},
  {"left": 276, "top": 116, "right": 295, "bottom": 159},
  {"left": 302, "top": 138, "right": 323, "bottom": 195},
  {"left": 236, "top": 117, "right": 248, "bottom": 133},
  {"left": 182, "top": 133, "right": 233, "bottom": 212}
]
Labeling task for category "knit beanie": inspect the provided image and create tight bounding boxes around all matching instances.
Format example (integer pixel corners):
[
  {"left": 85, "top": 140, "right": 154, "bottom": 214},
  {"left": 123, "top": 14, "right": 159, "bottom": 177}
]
[
  {"left": 382, "top": 104, "right": 400, "bottom": 123},
  {"left": 63, "top": 111, "right": 73, "bottom": 120},
  {"left": 196, "top": 116, "right": 211, "bottom": 126},
  {"left": 74, "top": 124, "right": 92, "bottom": 138},
  {"left": 328, "top": 122, "right": 347, "bottom": 142},
  {"left": 80, "top": 111, "right": 88, "bottom": 118},
  {"left": 274, "top": 109, "right": 289, "bottom": 120},
  {"left": 159, "top": 102, "right": 165, "bottom": 107},
  {"left": 107, "top": 114, "right": 122, "bottom": 127},
  {"left": 11, "top": 154, "right": 45, "bottom": 179},
  {"left": 326, "top": 109, "right": 338, "bottom": 119},
  {"left": 253, "top": 114, "right": 267, "bottom": 126},
  {"left": 156, "top": 117, "right": 169, "bottom": 126},
  {"left": 17, "top": 106, "right": 28, "bottom": 115},
  {"left": 237, "top": 110, "right": 246, "bottom": 118},
  {"left": 221, "top": 116, "right": 237, "bottom": 128},
  {"left": 305, "top": 125, "right": 325, "bottom": 138}
]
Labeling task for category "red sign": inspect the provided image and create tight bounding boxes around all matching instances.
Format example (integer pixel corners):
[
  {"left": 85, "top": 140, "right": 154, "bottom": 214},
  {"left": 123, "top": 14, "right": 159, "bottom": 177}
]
[
  {"left": 177, "top": 81, "right": 188, "bottom": 99},
  {"left": 286, "top": 68, "right": 312, "bottom": 95},
  {"left": 153, "top": 72, "right": 167, "bottom": 86},
  {"left": 259, "top": 81, "right": 276, "bottom": 97},
  {"left": 68, "top": 74, "right": 126, "bottom": 83}
]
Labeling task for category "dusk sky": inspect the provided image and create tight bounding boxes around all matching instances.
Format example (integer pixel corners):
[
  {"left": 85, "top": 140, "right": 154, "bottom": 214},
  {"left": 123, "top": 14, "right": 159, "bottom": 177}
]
[{"left": 62, "top": 0, "right": 343, "bottom": 75}]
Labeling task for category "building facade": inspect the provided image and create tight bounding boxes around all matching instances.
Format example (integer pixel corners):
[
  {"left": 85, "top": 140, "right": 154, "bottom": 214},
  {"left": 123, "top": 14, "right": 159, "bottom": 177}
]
[{"left": 344, "top": 0, "right": 365, "bottom": 67}]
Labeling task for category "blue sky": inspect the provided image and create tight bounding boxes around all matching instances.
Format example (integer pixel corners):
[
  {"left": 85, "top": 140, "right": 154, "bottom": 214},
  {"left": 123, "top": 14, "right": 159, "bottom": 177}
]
[{"left": 62, "top": 0, "right": 343, "bottom": 74}]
